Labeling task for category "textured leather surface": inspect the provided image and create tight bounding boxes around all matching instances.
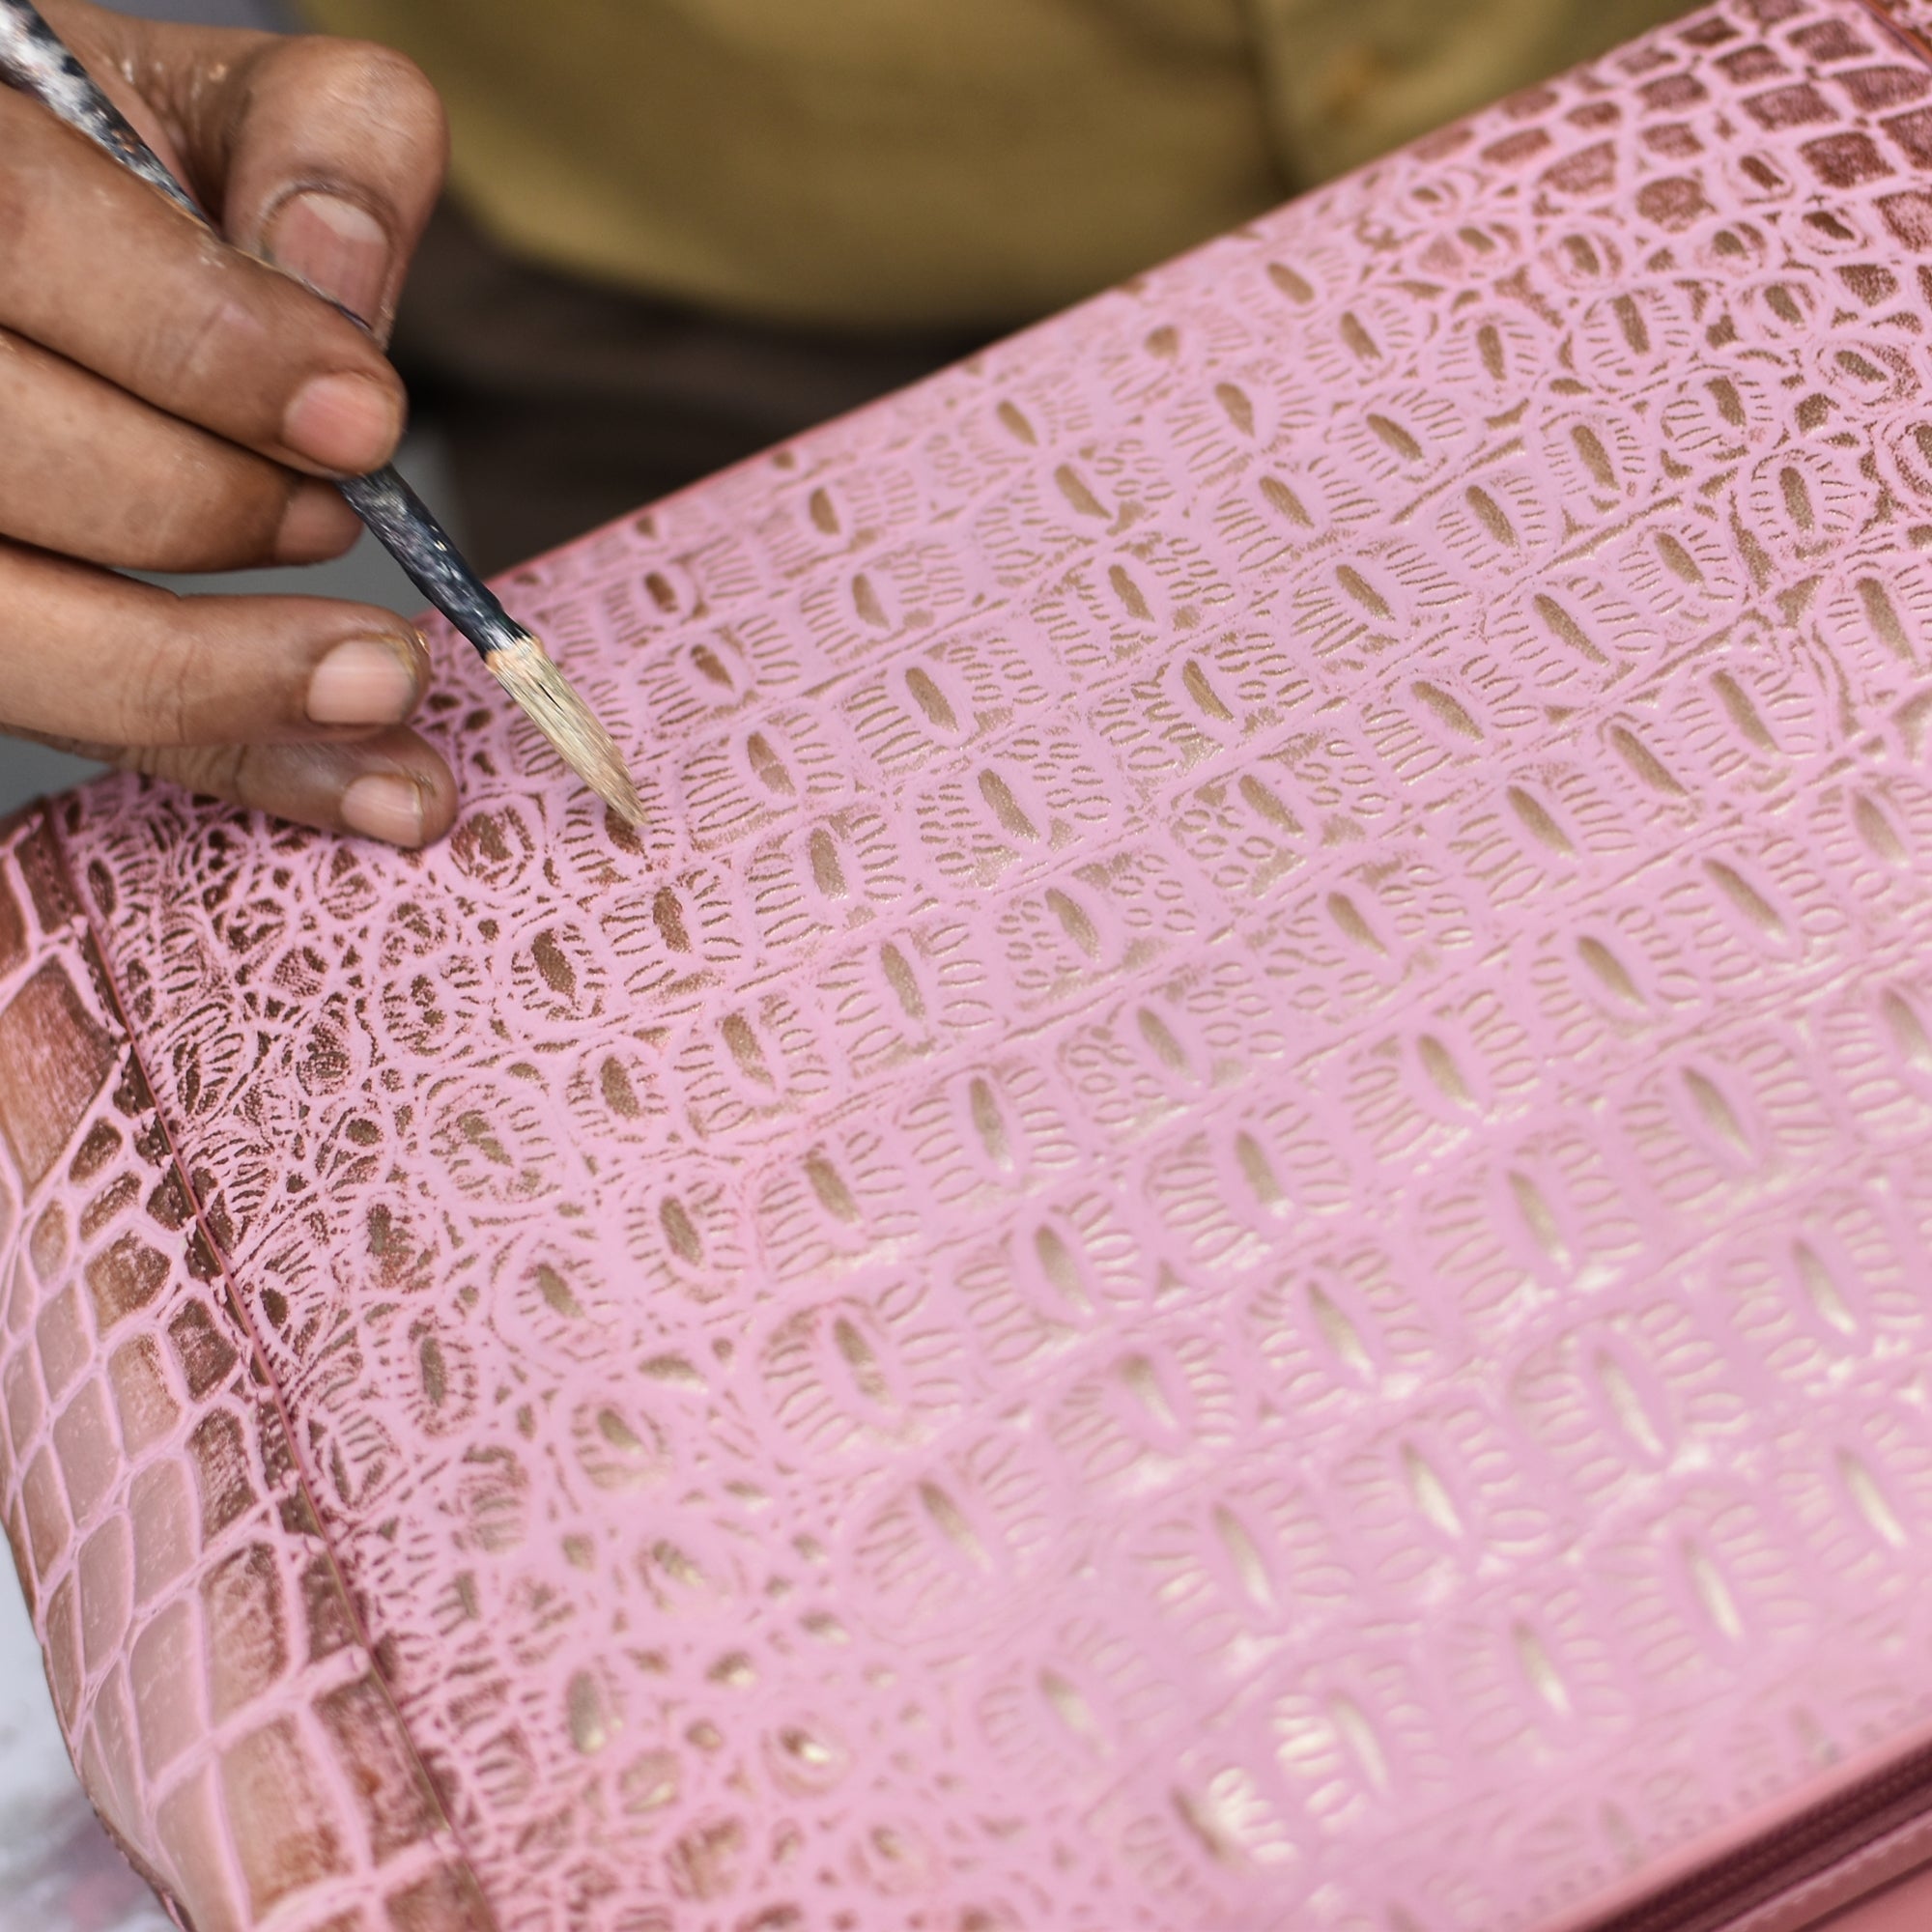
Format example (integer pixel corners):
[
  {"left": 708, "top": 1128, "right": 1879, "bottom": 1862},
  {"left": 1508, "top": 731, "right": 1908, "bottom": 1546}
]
[
  {"left": 14, "top": 0, "right": 1932, "bottom": 1925},
  {"left": 0, "top": 813, "right": 486, "bottom": 1932},
  {"left": 1820, "top": 1864, "right": 1932, "bottom": 1932}
]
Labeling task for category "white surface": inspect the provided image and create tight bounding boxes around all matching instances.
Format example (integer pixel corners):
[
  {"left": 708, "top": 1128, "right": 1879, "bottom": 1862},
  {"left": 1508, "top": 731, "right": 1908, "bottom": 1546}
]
[{"left": 0, "top": 1573, "right": 169, "bottom": 1932}]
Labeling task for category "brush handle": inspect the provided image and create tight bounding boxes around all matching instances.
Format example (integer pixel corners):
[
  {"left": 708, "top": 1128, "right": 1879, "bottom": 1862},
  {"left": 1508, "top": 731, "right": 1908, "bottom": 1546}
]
[
  {"left": 0, "top": 0, "right": 519, "bottom": 660},
  {"left": 0, "top": 0, "right": 197, "bottom": 217},
  {"left": 335, "top": 469, "right": 521, "bottom": 655}
]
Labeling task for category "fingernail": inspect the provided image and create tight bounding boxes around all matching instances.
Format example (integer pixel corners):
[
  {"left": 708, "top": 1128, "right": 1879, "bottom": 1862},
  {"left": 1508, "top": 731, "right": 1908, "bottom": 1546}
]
[
  {"left": 266, "top": 190, "right": 391, "bottom": 327},
  {"left": 283, "top": 371, "right": 401, "bottom": 473},
  {"left": 308, "top": 638, "right": 419, "bottom": 726},
  {"left": 341, "top": 773, "right": 426, "bottom": 846}
]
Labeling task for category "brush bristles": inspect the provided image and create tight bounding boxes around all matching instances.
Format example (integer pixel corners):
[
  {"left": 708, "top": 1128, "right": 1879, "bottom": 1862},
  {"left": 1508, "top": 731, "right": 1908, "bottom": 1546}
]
[{"left": 485, "top": 632, "right": 646, "bottom": 827}]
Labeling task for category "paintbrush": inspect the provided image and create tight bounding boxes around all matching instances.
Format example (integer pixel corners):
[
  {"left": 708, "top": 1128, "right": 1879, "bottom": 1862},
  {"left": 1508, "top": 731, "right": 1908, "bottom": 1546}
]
[{"left": 0, "top": 0, "right": 646, "bottom": 828}]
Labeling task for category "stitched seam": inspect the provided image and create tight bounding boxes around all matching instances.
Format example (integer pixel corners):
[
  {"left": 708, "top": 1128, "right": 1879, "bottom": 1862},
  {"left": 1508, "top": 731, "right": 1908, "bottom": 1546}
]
[{"left": 42, "top": 798, "right": 501, "bottom": 1932}]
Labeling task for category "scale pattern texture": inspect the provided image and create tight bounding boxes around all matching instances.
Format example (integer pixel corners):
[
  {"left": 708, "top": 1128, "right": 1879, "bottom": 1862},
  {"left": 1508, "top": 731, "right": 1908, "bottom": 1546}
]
[
  {"left": 0, "top": 814, "right": 482, "bottom": 1932},
  {"left": 15, "top": 0, "right": 1932, "bottom": 1926}
]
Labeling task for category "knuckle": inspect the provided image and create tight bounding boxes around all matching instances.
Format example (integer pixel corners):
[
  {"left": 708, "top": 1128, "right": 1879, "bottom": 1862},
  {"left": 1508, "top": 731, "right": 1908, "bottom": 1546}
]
[
  {"left": 130, "top": 286, "right": 254, "bottom": 411},
  {"left": 126, "top": 742, "right": 250, "bottom": 806},
  {"left": 0, "top": 162, "right": 39, "bottom": 265},
  {"left": 124, "top": 615, "right": 213, "bottom": 747},
  {"left": 127, "top": 465, "right": 282, "bottom": 573},
  {"left": 213, "top": 742, "right": 267, "bottom": 810},
  {"left": 0, "top": 109, "right": 78, "bottom": 272},
  {"left": 210, "top": 473, "right": 288, "bottom": 569}
]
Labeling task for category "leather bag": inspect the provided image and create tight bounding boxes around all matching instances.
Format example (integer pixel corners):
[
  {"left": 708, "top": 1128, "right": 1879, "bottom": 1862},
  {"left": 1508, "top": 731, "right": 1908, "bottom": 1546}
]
[{"left": 9, "top": 2, "right": 1932, "bottom": 1925}]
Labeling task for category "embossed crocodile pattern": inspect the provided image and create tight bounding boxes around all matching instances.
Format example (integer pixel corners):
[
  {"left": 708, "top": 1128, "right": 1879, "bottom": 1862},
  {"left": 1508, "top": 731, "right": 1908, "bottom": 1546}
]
[
  {"left": 0, "top": 810, "right": 488, "bottom": 1932},
  {"left": 15, "top": 0, "right": 1932, "bottom": 1926}
]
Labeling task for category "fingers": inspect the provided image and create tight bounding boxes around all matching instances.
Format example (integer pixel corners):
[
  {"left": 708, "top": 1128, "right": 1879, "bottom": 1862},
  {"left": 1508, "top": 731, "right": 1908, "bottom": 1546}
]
[
  {"left": 1, "top": 532, "right": 460, "bottom": 844},
  {"left": 0, "top": 327, "right": 360, "bottom": 571},
  {"left": 115, "top": 729, "right": 459, "bottom": 846},
  {"left": 0, "top": 5, "right": 461, "bottom": 846},
  {"left": 0, "top": 81, "right": 404, "bottom": 478},
  {"left": 198, "top": 35, "right": 449, "bottom": 341},
  {"left": 43, "top": 3, "right": 449, "bottom": 341},
  {"left": 0, "top": 540, "right": 429, "bottom": 748},
  {"left": 27, "top": 724, "right": 458, "bottom": 846}
]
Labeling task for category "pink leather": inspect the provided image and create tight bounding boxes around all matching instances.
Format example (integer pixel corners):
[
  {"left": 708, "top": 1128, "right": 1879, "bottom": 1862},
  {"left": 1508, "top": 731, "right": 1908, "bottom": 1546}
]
[
  {"left": 0, "top": 814, "right": 484, "bottom": 1932},
  {"left": 11, "top": 0, "right": 1932, "bottom": 1925},
  {"left": 1821, "top": 1865, "right": 1932, "bottom": 1932}
]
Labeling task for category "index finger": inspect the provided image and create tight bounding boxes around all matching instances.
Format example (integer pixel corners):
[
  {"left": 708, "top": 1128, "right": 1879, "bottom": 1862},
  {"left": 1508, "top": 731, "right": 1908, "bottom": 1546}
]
[{"left": 0, "top": 83, "right": 406, "bottom": 475}]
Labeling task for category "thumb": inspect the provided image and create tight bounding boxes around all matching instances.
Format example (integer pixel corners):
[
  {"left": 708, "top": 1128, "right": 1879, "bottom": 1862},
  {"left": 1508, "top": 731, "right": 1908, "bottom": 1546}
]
[{"left": 43, "top": 3, "right": 447, "bottom": 343}]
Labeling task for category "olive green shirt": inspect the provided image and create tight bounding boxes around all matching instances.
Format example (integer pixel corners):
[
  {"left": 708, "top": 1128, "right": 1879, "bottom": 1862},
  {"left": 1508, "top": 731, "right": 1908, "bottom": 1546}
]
[{"left": 304, "top": 0, "right": 1685, "bottom": 327}]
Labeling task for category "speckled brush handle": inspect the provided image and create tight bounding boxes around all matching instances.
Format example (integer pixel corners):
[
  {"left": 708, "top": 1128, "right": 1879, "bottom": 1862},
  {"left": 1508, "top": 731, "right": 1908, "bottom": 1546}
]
[
  {"left": 333, "top": 469, "right": 523, "bottom": 654},
  {"left": 0, "top": 0, "right": 521, "bottom": 660}
]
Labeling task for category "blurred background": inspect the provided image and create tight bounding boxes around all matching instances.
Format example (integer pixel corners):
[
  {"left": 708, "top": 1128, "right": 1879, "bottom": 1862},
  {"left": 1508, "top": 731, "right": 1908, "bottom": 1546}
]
[{"left": 0, "top": 8, "right": 457, "bottom": 1925}]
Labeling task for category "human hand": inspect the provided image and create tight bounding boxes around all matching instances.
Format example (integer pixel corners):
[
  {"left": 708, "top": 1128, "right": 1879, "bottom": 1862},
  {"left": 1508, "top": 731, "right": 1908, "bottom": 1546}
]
[{"left": 0, "top": 0, "right": 458, "bottom": 844}]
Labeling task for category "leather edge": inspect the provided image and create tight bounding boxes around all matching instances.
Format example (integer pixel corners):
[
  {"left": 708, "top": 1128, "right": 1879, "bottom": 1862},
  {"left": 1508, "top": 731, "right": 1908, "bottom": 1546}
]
[{"left": 0, "top": 794, "right": 499, "bottom": 1932}]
